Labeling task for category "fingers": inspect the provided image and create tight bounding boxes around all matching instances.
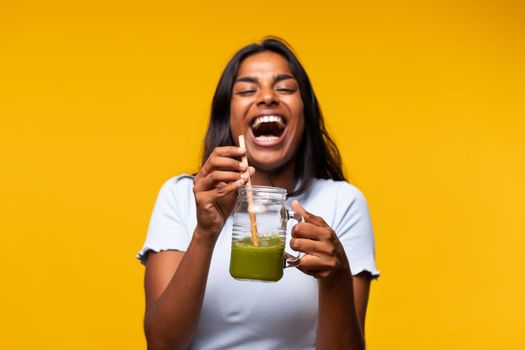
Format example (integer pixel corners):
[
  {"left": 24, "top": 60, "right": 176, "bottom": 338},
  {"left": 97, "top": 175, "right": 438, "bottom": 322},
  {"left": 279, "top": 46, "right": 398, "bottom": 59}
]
[
  {"left": 194, "top": 167, "right": 254, "bottom": 193},
  {"left": 195, "top": 146, "right": 245, "bottom": 179},
  {"left": 193, "top": 146, "right": 256, "bottom": 209},
  {"left": 290, "top": 235, "right": 336, "bottom": 256},
  {"left": 291, "top": 222, "right": 334, "bottom": 241},
  {"left": 200, "top": 156, "right": 245, "bottom": 178},
  {"left": 290, "top": 220, "right": 339, "bottom": 264},
  {"left": 194, "top": 145, "right": 254, "bottom": 187},
  {"left": 294, "top": 250, "right": 345, "bottom": 280},
  {"left": 288, "top": 202, "right": 350, "bottom": 280},
  {"left": 192, "top": 146, "right": 254, "bottom": 237},
  {"left": 210, "top": 146, "right": 245, "bottom": 158},
  {"left": 296, "top": 254, "right": 337, "bottom": 277},
  {"left": 194, "top": 178, "right": 245, "bottom": 209},
  {"left": 297, "top": 264, "right": 332, "bottom": 279},
  {"left": 195, "top": 165, "right": 255, "bottom": 190},
  {"left": 242, "top": 166, "right": 256, "bottom": 179},
  {"left": 290, "top": 223, "right": 338, "bottom": 267}
]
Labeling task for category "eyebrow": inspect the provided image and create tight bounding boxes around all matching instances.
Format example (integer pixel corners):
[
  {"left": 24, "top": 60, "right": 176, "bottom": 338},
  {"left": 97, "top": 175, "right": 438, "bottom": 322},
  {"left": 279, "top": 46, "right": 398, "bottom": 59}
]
[{"left": 234, "top": 73, "right": 296, "bottom": 84}]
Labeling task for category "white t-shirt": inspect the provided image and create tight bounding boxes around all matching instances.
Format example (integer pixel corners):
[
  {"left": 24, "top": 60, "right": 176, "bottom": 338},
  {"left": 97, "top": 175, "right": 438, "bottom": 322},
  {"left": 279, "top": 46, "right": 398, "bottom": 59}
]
[{"left": 137, "top": 175, "right": 379, "bottom": 350}]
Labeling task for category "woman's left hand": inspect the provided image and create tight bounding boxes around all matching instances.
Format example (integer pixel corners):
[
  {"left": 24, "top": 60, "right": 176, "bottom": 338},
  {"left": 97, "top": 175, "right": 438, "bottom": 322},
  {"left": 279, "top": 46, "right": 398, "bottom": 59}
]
[{"left": 290, "top": 200, "right": 352, "bottom": 281}]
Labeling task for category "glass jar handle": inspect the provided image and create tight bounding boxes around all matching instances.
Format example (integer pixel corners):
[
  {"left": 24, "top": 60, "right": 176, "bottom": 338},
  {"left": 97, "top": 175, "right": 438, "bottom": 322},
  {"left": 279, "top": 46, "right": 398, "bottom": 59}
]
[{"left": 284, "top": 209, "right": 303, "bottom": 268}]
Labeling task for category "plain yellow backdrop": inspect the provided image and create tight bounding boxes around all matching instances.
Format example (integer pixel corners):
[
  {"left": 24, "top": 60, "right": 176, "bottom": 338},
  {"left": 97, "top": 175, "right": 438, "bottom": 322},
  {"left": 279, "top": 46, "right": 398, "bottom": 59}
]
[{"left": 1, "top": 1, "right": 524, "bottom": 349}]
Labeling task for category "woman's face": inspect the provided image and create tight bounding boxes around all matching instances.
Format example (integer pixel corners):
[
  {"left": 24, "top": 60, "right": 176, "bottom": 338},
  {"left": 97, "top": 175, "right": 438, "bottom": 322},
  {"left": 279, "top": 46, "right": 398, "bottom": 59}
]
[{"left": 230, "top": 51, "right": 305, "bottom": 172}]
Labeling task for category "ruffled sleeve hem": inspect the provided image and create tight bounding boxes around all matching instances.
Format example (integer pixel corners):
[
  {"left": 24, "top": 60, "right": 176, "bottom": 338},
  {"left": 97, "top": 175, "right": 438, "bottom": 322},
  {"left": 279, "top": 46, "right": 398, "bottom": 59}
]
[
  {"left": 351, "top": 264, "right": 380, "bottom": 280},
  {"left": 136, "top": 244, "right": 186, "bottom": 265}
]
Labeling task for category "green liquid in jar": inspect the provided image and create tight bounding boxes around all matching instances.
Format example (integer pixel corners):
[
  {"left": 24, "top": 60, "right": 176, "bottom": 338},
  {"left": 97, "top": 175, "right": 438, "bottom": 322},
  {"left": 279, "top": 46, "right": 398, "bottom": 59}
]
[{"left": 230, "top": 234, "right": 285, "bottom": 282}]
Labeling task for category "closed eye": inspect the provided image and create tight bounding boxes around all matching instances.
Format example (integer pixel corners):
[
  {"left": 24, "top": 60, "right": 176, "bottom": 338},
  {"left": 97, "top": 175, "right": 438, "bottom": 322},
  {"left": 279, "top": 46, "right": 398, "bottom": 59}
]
[
  {"left": 277, "top": 88, "right": 296, "bottom": 93},
  {"left": 236, "top": 90, "right": 256, "bottom": 96}
]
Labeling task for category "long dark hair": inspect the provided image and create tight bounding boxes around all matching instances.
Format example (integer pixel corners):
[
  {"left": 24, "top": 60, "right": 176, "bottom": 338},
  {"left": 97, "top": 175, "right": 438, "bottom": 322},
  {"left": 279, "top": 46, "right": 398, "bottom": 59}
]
[{"left": 202, "top": 37, "right": 345, "bottom": 196}]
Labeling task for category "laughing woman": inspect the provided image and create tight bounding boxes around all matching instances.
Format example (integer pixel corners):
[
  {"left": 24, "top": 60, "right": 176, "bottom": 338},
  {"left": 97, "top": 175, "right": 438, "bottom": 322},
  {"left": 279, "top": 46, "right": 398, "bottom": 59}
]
[{"left": 137, "top": 38, "right": 379, "bottom": 350}]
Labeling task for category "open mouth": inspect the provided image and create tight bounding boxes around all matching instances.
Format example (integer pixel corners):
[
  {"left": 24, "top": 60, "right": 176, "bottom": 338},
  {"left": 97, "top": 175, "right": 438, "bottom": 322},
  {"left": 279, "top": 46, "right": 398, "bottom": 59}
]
[{"left": 249, "top": 115, "right": 287, "bottom": 144}]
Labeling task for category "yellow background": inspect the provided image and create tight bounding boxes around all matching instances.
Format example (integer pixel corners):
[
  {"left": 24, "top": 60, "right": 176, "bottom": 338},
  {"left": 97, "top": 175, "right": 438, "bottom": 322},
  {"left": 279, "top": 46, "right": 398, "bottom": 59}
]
[{"left": 1, "top": 1, "right": 524, "bottom": 349}]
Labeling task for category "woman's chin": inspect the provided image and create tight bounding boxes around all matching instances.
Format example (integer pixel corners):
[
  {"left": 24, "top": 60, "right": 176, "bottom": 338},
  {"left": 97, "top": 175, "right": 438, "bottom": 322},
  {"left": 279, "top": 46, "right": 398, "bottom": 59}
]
[{"left": 249, "top": 152, "right": 293, "bottom": 173}]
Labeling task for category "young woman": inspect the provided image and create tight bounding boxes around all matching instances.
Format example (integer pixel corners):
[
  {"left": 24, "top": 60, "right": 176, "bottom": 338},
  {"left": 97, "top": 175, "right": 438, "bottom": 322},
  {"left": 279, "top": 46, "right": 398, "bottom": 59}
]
[{"left": 138, "top": 38, "right": 379, "bottom": 350}]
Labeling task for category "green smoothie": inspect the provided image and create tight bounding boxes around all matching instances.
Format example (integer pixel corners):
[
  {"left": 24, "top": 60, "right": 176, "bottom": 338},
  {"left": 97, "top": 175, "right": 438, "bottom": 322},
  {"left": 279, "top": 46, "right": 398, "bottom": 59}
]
[{"left": 230, "top": 234, "right": 285, "bottom": 282}]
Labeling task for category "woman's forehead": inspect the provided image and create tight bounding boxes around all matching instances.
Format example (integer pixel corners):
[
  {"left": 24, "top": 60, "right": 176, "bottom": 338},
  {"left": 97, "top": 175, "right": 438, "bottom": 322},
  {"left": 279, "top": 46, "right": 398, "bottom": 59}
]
[{"left": 237, "top": 52, "right": 293, "bottom": 78}]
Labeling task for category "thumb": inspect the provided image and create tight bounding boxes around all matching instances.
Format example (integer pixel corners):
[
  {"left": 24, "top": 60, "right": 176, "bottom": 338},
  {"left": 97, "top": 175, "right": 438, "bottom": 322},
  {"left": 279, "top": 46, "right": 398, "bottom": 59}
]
[
  {"left": 291, "top": 200, "right": 311, "bottom": 221},
  {"left": 291, "top": 200, "right": 326, "bottom": 226}
]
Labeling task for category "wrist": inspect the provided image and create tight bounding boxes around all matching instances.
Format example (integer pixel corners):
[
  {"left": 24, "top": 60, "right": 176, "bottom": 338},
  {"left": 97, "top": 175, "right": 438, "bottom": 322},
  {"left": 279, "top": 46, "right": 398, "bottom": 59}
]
[
  {"left": 193, "top": 226, "right": 219, "bottom": 247},
  {"left": 319, "top": 265, "right": 353, "bottom": 289}
]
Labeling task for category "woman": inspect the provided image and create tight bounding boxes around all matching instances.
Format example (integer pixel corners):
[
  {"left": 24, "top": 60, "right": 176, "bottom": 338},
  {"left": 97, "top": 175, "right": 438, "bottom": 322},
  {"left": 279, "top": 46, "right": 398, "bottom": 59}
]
[{"left": 138, "top": 38, "right": 379, "bottom": 350}]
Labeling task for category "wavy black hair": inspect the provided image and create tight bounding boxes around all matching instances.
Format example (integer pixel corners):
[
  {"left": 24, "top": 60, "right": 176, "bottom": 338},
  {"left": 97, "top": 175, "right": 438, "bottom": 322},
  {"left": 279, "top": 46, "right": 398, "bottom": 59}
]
[{"left": 202, "top": 37, "right": 345, "bottom": 196}]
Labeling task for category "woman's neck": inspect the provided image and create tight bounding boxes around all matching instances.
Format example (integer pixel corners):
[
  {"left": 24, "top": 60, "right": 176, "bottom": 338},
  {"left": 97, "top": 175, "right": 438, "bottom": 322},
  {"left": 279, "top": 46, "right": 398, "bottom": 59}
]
[{"left": 251, "top": 162, "right": 296, "bottom": 194}]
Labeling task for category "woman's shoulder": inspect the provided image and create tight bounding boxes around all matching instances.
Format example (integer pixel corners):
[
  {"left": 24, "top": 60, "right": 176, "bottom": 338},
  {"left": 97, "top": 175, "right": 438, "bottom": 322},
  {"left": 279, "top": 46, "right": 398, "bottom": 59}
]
[
  {"left": 161, "top": 173, "right": 195, "bottom": 188},
  {"left": 156, "top": 174, "right": 195, "bottom": 201},
  {"left": 299, "top": 178, "right": 372, "bottom": 233}
]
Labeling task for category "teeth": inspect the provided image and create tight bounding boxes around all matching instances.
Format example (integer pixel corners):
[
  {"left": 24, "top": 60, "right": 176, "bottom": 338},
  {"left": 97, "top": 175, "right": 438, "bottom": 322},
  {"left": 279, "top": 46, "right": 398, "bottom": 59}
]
[
  {"left": 252, "top": 115, "right": 285, "bottom": 129},
  {"left": 255, "top": 135, "right": 279, "bottom": 142}
]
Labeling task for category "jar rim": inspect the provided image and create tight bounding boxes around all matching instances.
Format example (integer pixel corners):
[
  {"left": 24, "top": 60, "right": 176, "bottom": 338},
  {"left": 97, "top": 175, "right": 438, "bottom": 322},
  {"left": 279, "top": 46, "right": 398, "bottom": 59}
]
[{"left": 238, "top": 185, "right": 287, "bottom": 195}]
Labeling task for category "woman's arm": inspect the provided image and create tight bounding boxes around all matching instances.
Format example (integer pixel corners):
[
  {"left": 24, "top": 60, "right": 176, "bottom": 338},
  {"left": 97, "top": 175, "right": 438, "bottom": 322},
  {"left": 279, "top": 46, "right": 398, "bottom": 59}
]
[
  {"left": 290, "top": 200, "right": 369, "bottom": 350},
  {"left": 143, "top": 146, "right": 252, "bottom": 350},
  {"left": 317, "top": 273, "right": 370, "bottom": 350},
  {"left": 144, "top": 230, "right": 215, "bottom": 350},
  {"left": 353, "top": 273, "right": 371, "bottom": 332}
]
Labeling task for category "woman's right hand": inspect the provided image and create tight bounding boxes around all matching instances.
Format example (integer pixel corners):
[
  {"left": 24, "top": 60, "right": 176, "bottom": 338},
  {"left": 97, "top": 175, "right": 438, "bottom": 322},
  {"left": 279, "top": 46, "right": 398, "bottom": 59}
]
[{"left": 193, "top": 146, "right": 254, "bottom": 241}]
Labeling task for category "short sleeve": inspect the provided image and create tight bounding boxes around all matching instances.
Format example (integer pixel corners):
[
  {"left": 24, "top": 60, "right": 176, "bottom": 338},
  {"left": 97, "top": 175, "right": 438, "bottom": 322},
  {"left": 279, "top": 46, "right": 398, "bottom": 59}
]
[
  {"left": 333, "top": 182, "right": 380, "bottom": 279},
  {"left": 136, "top": 175, "right": 196, "bottom": 264}
]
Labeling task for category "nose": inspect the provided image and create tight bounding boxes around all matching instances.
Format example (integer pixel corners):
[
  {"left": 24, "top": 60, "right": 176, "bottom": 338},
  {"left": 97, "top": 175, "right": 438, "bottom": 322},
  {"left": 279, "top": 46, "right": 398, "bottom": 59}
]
[{"left": 255, "top": 87, "right": 278, "bottom": 107}]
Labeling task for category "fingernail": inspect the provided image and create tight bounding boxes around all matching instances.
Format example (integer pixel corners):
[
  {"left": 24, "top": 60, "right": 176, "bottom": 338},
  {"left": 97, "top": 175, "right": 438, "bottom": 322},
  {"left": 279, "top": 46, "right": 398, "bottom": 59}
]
[
  {"left": 240, "top": 172, "right": 249, "bottom": 180},
  {"left": 239, "top": 162, "right": 247, "bottom": 170},
  {"left": 235, "top": 179, "right": 245, "bottom": 186},
  {"left": 238, "top": 147, "right": 245, "bottom": 153}
]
